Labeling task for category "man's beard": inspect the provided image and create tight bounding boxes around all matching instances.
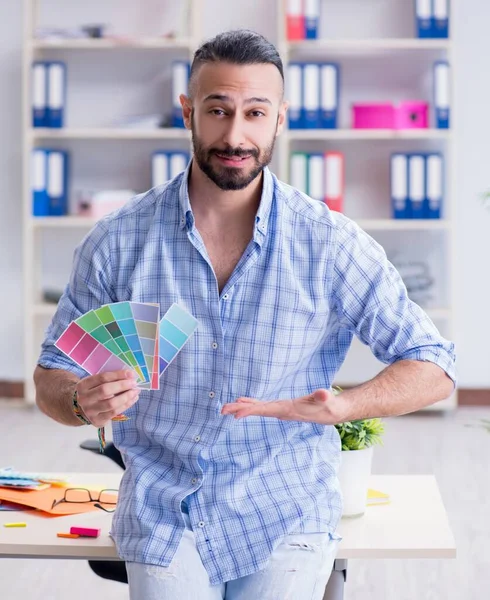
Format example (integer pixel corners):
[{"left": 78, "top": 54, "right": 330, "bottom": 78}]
[{"left": 191, "top": 118, "right": 276, "bottom": 191}]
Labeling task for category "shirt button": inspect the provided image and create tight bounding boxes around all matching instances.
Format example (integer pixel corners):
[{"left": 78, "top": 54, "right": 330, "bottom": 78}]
[
  {"left": 194, "top": 435, "right": 201, "bottom": 442},
  {"left": 198, "top": 521, "right": 205, "bottom": 528},
  {"left": 212, "top": 342, "right": 218, "bottom": 350},
  {"left": 223, "top": 294, "right": 229, "bottom": 300},
  {"left": 191, "top": 478, "right": 198, "bottom": 485},
  {"left": 209, "top": 391, "right": 215, "bottom": 398},
  {"left": 180, "top": 217, "right": 185, "bottom": 224}
]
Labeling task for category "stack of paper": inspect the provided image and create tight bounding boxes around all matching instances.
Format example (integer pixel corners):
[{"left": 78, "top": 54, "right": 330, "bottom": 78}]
[
  {"left": 55, "top": 302, "right": 198, "bottom": 391},
  {"left": 0, "top": 468, "right": 68, "bottom": 491}
]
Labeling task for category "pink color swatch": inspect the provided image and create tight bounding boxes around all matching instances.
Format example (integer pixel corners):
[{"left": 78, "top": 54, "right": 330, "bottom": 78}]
[{"left": 55, "top": 322, "right": 133, "bottom": 377}]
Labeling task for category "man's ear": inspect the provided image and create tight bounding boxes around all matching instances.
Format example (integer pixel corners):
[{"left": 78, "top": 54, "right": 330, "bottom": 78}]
[
  {"left": 180, "top": 94, "right": 192, "bottom": 129},
  {"left": 275, "top": 100, "right": 289, "bottom": 136}
]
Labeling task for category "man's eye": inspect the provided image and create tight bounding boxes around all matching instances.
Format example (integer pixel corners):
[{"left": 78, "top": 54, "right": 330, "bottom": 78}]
[
  {"left": 250, "top": 111, "right": 265, "bottom": 117},
  {"left": 211, "top": 109, "right": 226, "bottom": 116}
]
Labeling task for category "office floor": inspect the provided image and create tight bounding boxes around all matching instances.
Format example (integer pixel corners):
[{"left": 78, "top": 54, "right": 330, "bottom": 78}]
[{"left": 0, "top": 400, "right": 488, "bottom": 600}]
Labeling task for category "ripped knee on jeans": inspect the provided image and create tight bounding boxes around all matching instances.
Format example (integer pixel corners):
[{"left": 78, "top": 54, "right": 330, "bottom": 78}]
[{"left": 145, "top": 563, "right": 178, "bottom": 580}]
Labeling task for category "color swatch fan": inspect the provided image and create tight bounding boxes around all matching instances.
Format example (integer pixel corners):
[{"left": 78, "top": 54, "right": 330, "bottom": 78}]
[{"left": 55, "top": 302, "right": 198, "bottom": 391}]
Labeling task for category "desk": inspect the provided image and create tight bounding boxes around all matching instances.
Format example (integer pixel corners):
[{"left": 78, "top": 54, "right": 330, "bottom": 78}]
[{"left": 0, "top": 474, "right": 456, "bottom": 599}]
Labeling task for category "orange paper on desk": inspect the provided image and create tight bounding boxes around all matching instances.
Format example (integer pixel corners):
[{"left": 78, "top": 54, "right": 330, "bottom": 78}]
[{"left": 0, "top": 486, "right": 117, "bottom": 515}]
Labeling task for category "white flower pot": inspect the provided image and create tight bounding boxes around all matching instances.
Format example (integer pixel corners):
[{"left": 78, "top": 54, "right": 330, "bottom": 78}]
[{"left": 338, "top": 446, "right": 374, "bottom": 518}]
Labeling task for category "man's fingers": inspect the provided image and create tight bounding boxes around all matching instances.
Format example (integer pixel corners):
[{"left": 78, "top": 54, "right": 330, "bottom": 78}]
[
  {"left": 222, "top": 400, "right": 288, "bottom": 419},
  {"left": 89, "top": 389, "right": 140, "bottom": 427},
  {"left": 78, "top": 369, "right": 137, "bottom": 393},
  {"left": 90, "top": 377, "right": 139, "bottom": 402}
]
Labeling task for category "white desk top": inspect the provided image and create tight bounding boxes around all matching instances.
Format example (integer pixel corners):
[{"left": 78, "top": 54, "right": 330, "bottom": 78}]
[{"left": 0, "top": 473, "right": 456, "bottom": 560}]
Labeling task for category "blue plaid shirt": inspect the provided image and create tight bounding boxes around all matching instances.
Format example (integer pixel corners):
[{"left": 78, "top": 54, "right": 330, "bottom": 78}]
[{"left": 38, "top": 163, "right": 456, "bottom": 585}]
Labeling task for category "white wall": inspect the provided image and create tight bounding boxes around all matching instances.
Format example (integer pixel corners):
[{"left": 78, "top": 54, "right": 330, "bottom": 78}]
[{"left": 0, "top": 0, "right": 488, "bottom": 387}]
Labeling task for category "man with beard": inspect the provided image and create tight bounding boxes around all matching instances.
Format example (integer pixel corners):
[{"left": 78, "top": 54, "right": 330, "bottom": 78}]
[{"left": 34, "top": 29, "right": 456, "bottom": 599}]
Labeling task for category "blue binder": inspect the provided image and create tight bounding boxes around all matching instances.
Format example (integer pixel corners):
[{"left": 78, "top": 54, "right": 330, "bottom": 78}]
[
  {"left": 287, "top": 63, "right": 303, "bottom": 129},
  {"left": 307, "top": 153, "right": 324, "bottom": 202},
  {"left": 391, "top": 153, "right": 409, "bottom": 219},
  {"left": 304, "top": 0, "right": 320, "bottom": 39},
  {"left": 408, "top": 154, "right": 426, "bottom": 219},
  {"left": 172, "top": 61, "right": 190, "bottom": 128},
  {"left": 432, "top": 0, "right": 449, "bottom": 38},
  {"left": 434, "top": 61, "right": 450, "bottom": 129},
  {"left": 47, "top": 62, "right": 66, "bottom": 128},
  {"left": 320, "top": 63, "right": 339, "bottom": 129},
  {"left": 303, "top": 63, "right": 321, "bottom": 129},
  {"left": 32, "top": 62, "right": 48, "bottom": 128},
  {"left": 47, "top": 150, "right": 69, "bottom": 216},
  {"left": 152, "top": 151, "right": 170, "bottom": 188},
  {"left": 169, "top": 152, "right": 190, "bottom": 179},
  {"left": 32, "top": 148, "right": 49, "bottom": 216},
  {"left": 290, "top": 152, "right": 308, "bottom": 194},
  {"left": 415, "top": 0, "right": 433, "bottom": 38},
  {"left": 425, "top": 153, "right": 444, "bottom": 218}
]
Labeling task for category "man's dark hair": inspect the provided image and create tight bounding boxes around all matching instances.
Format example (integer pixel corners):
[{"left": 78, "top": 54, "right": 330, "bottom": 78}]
[{"left": 189, "top": 29, "right": 284, "bottom": 97}]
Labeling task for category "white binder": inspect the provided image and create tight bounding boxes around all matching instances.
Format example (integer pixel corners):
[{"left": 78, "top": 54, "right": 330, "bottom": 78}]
[
  {"left": 290, "top": 152, "right": 308, "bottom": 194},
  {"left": 307, "top": 154, "right": 324, "bottom": 202}
]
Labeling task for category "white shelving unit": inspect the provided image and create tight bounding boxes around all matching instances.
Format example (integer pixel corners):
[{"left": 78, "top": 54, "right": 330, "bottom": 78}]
[
  {"left": 22, "top": 0, "right": 201, "bottom": 404},
  {"left": 276, "top": 0, "right": 457, "bottom": 410},
  {"left": 22, "top": 0, "right": 456, "bottom": 410}
]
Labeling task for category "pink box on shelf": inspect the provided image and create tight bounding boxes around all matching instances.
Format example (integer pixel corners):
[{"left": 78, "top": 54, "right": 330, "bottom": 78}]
[
  {"left": 352, "top": 102, "right": 429, "bottom": 130},
  {"left": 395, "top": 102, "right": 429, "bottom": 129}
]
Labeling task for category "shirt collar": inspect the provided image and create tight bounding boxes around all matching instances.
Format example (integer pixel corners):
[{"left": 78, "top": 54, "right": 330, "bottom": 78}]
[{"left": 178, "top": 160, "right": 274, "bottom": 242}]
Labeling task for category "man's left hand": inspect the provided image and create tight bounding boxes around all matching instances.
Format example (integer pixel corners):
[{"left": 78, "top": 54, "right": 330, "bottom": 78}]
[{"left": 221, "top": 389, "right": 344, "bottom": 425}]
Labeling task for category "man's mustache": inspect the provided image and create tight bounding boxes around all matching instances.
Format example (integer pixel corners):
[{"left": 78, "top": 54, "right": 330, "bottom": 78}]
[{"left": 210, "top": 147, "right": 259, "bottom": 158}]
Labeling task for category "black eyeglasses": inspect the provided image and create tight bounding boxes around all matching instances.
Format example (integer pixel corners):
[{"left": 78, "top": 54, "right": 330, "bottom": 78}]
[{"left": 51, "top": 488, "right": 118, "bottom": 513}]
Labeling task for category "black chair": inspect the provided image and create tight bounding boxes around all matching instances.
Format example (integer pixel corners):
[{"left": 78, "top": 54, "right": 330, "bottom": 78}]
[{"left": 79, "top": 440, "right": 128, "bottom": 584}]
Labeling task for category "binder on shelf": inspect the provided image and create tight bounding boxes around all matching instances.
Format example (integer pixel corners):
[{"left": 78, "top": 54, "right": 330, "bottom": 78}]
[
  {"left": 415, "top": 0, "right": 433, "bottom": 38},
  {"left": 324, "top": 152, "right": 344, "bottom": 212},
  {"left": 152, "top": 152, "right": 169, "bottom": 188},
  {"left": 172, "top": 61, "right": 190, "bottom": 128},
  {"left": 47, "top": 62, "right": 66, "bottom": 128},
  {"left": 391, "top": 153, "right": 409, "bottom": 219},
  {"left": 432, "top": 0, "right": 449, "bottom": 38},
  {"left": 32, "top": 62, "right": 48, "bottom": 128},
  {"left": 286, "top": 0, "right": 305, "bottom": 41},
  {"left": 303, "top": 63, "right": 321, "bottom": 129},
  {"left": 169, "top": 152, "right": 189, "bottom": 179},
  {"left": 290, "top": 152, "right": 308, "bottom": 194},
  {"left": 434, "top": 61, "right": 450, "bottom": 129},
  {"left": 426, "top": 153, "right": 444, "bottom": 219},
  {"left": 47, "top": 150, "right": 69, "bottom": 216},
  {"left": 320, "top": 64, "right": 339, "bottom": 129},
  {"left": 152, "top": 151, "right": 190, "bottom": 188},
  {"left": 304, "top": 0, "right": 320, "bottom": 40},
  {"left": 408, "top": 154, "right": 426, "bottom": 219},
  {"left": 31, "top": 149, "right": 49, "bottom": 216},
  {"left": 307, "top": 153, "right": 324, "bottom": 202},
  {"left": 287, "top": 63, "right": 303, "bottom": 129}
]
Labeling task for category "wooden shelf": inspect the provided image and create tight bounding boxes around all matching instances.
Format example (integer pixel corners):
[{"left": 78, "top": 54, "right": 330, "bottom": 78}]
[
  {"left": 287, "top": 38, "right": 452, "bottom": 52},
  {"left": 30, "top": 128, "right": 190, "bottom": 140},
  {"left": 32, "top": 303, "right": 57, "bottom": 317},
  {"left": 31, "top": 37, "right": 195, "bottom": 50},
  {"left": 355, "top": 219, "right": 451, "bottom": 231},
  {"left": 287, "top": 129, "right": 452, "bottom": 141},
  {"left": 31, "top": 217, "right": 98, "bottom": 228}
]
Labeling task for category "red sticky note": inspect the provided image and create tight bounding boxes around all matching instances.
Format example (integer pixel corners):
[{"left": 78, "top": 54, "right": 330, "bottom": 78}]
[{"left": 70, "top": 526, "right": 100, "bottom": 538}]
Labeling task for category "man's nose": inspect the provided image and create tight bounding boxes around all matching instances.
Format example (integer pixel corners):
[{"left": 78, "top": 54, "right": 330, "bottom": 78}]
[{"left": 221, "top": 115, "right": 247, "bottom": 149}]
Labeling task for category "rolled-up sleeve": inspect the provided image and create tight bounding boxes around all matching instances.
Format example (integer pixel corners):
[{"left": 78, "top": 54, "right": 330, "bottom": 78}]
[
  {"left": 331, "top": 219, "right": 456, "bottom": 387},
  {"left": 37, "top": 220, "right": 115, "bottom": 377}
]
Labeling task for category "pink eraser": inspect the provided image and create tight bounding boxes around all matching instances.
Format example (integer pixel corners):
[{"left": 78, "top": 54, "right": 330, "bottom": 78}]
[{"left": 70, "top": 526, "right": 100, "bottom": 538}]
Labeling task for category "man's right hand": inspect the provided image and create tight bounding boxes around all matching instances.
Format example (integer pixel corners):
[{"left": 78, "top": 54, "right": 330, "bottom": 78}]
[{"left": 76, "top": 370, "right": 140, "bottom": 427}]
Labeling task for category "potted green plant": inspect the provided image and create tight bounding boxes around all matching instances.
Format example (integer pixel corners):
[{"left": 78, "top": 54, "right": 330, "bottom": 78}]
[{"left": 332, "top": 387, "right": 385, "bottom": 517}]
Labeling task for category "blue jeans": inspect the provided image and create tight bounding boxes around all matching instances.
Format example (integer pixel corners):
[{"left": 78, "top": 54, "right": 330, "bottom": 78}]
[{"left": 127, "top": 513, "right": 339, "bottom": 600}]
